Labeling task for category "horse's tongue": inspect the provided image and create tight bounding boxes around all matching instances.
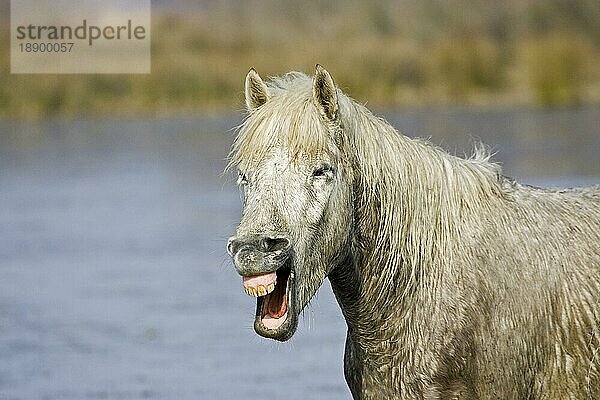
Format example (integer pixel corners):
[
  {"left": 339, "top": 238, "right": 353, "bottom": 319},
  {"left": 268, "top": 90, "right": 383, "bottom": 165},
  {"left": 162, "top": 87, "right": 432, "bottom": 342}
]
[
  {"left": 267, "top": 281, "right": 287, "bottom": 318},
  {"left": 243, "top": 272, "right": 276, "bottom": 290}
]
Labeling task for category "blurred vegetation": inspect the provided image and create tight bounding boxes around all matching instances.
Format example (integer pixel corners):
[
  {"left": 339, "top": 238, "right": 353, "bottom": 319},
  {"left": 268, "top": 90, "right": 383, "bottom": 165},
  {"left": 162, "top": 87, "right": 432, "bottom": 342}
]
[{"left": 1, "top": 0, "right": 600, "bottom": 118}]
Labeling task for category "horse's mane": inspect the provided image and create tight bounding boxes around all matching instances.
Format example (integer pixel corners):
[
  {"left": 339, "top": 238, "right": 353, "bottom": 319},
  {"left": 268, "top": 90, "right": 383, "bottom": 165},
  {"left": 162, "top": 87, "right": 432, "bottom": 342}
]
[
  {"left": 230, "top": 72, "right": 508, "bottom": 299},
  {"left": 336, "top": 95, "right": 507, "bottom": 302}
]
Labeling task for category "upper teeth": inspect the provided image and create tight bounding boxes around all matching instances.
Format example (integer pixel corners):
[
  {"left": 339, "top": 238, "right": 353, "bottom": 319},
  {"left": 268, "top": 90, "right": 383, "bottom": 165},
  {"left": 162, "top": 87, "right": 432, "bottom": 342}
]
[
  {"left": 242, "top": 272, "right": 277, "bottom": 297},
  {"left": 244, "top": 283, "right": 275, "bottom": 297}
]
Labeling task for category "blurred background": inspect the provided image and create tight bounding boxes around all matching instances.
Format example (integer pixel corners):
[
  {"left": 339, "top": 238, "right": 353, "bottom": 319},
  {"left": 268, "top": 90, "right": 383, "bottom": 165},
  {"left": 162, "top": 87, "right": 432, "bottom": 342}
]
[
  {"left": 3, "top": 0, "right": 600, "bottom": 116},
  {"left": 0, "top": 1, "right": 599, "bottom": 399}
]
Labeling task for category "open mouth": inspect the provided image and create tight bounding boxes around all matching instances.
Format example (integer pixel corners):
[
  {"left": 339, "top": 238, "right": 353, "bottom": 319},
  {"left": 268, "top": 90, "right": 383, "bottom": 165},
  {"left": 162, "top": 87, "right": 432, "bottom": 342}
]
[{"left": 242, "top": 261, "right": 296, "bottom": 340}]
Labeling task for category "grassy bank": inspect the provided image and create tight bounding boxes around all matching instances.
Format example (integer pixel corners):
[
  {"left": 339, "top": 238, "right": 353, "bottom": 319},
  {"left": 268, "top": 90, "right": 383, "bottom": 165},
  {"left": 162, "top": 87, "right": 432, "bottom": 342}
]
[{"left": 1, "top": 1, "right": 600, "bottom": 118}]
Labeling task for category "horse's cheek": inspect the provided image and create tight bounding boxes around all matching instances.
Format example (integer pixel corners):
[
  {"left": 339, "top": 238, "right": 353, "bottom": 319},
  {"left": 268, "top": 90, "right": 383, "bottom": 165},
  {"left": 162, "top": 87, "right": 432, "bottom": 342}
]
[
  {"left": 329, "top": 195, "right": 351, "bottom": 247},
  {"left": 315, "top": 186, "right": 346, "bottom": 248}
]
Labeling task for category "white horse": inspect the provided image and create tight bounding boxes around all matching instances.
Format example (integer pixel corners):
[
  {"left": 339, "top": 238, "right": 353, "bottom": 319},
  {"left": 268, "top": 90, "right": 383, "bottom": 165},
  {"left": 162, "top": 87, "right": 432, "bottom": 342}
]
[{"left": 227, "top": 65, "right": 600, "bottom": 399}]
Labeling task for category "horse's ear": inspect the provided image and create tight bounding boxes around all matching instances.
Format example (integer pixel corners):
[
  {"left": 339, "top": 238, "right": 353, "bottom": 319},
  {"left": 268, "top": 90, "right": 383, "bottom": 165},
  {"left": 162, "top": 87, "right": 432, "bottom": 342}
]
[
  {"left": 313, "top": 64, "right": 338, "bottom": 121},
  {"left": 245, "top": 68, "right": 269, "bottom": 111}
]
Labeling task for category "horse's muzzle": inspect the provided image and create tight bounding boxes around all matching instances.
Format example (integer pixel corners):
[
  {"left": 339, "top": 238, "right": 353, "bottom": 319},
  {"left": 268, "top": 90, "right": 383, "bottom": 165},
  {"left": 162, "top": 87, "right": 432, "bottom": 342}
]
[{"left": 227, "top": 234, "right": 292, "bottom": 276}]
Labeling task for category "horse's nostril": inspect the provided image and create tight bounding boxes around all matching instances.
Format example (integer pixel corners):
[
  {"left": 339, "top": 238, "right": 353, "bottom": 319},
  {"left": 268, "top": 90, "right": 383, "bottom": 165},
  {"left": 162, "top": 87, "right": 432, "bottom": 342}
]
[
  {"left": 261, "top": 236, "right": 291, "bottom": 253},
  {"left": 227, "top": 237, "right": 241, "bottom": 256}
]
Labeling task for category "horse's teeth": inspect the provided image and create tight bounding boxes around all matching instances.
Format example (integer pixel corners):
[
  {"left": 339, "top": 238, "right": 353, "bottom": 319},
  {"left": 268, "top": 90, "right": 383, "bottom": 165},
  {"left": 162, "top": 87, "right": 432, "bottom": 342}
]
[
  {"left": 244, "top": 283, "right": 276, "bottom": 297},
  {"left": 257, "top": 285, "right": 267, "bottom": 296}
]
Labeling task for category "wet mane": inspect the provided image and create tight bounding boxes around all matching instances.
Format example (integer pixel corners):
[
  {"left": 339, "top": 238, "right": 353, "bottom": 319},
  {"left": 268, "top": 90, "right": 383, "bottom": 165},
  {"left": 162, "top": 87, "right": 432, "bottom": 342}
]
[{"left": 336, "top": 94, "right": 507, "bottom": 301}]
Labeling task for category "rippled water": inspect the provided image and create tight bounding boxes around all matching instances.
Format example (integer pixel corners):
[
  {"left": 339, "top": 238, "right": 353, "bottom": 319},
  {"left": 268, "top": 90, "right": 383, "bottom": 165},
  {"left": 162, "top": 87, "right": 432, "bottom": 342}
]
[{"left": 0, "top": 109, "right": 598, "bottom": 399}]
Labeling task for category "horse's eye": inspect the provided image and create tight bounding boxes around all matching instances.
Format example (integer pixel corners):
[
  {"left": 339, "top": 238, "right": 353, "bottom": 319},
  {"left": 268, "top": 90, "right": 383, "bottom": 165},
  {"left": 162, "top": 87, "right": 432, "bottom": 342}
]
[{"left": 312, "top": 164, "right": 335, "bottom": 178}]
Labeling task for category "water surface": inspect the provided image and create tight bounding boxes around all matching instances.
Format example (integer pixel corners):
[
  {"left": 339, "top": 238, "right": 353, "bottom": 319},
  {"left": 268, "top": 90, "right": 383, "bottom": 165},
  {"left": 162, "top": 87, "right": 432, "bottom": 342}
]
[{"left": 0, "top": 108, "right": 598, "bottom": 399}]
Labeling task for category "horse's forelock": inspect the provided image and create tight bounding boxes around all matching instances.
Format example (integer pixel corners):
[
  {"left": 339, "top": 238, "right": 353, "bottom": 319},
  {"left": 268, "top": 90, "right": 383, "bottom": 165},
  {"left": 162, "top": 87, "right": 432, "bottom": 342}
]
[{"left": 229, "top": 74, "right": 338, "bottom": 171}]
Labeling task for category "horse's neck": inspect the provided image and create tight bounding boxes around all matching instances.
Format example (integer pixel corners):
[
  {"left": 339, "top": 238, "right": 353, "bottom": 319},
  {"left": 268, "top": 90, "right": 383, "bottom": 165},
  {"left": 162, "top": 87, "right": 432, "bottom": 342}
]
[
  {"left": 329, "top": 132, "right": 442, "bottom": 348},
  {"left": 328, "top": 208, "right": 422, "bottom": 340},
  {"left": 328, "top": 241, "right": 426, "bottom": 362},
  {"left": 330, "top": 109, "right": 430, "bottom": 342},
  {"left": 328, "top": 245, "right": 363, "bottom": 326}
]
